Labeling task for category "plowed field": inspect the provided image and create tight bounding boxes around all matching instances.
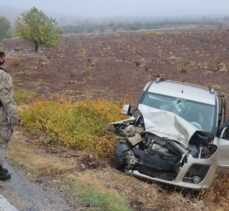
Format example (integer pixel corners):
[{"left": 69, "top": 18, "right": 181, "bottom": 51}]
[{"left": 3, "top": 26, "right": 229, "bottom": 108}]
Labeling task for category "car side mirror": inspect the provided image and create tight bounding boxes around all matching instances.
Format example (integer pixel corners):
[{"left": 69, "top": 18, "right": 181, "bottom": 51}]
[
  {"left": 121, "top": 104, "right": 131, "bottom": 115},
  {"left": 220, "top": 127, "right": 229, "bottom": 140}
]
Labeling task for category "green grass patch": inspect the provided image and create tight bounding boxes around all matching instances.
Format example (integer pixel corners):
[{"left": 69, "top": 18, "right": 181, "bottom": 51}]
[
  {"left": 19, "top": 99, "right": 126, "bottom": 157},
  {"left": 67, "top": 175, "right": 130, "bottom": 211}
]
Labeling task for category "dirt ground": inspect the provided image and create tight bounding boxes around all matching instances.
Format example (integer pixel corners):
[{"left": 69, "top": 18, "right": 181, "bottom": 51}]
[{"left": 1, "top": 26, "right": 229, "bottom": 210}]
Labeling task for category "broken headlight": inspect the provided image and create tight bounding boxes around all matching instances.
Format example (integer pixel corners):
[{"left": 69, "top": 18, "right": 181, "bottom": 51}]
[{"left": 189, "top": 144, "right": 217, "bottom": 159}]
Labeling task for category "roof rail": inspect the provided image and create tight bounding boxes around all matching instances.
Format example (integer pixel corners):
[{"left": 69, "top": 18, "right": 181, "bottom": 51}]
[
  {"left": 155, "top": 75, "right": 165, "bottom": 83},
  {"left": 208, "top": 85, "right": 215, "bottom": 94}
]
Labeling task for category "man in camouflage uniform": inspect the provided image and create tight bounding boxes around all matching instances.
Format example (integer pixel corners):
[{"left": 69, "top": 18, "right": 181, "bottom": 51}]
[{"left": 0, "top": 51, "right": 20, "bottom": 180}]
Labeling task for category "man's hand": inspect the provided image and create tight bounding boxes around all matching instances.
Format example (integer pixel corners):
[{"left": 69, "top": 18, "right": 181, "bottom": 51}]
[{"left": 8, "top": 116, "right": 21, "bottom": 126}]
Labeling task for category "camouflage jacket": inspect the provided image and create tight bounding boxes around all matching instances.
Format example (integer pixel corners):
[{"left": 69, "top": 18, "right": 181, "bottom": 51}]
[{"left": 0, "top": 68, "right": 19, "bottom": 124}]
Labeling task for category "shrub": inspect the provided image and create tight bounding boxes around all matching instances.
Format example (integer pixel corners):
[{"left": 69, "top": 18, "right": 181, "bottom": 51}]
[{"left": 20, "top": 99, "right": 126, "bottom": 157}]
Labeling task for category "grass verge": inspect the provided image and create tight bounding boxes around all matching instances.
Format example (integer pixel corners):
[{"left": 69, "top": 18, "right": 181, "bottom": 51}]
[
  {"left": 7, "top": 128, "right": 229, "bottom": 211},
  {"left": 7, "top": 128, "right": 130, "bottom": 211}
]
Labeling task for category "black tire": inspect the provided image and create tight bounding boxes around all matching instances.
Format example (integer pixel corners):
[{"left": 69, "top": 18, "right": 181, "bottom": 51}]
[{"left": 114, "top": 140, "right": 130, "bottom": 170}]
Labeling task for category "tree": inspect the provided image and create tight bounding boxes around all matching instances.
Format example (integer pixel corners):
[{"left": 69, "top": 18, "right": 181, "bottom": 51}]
[
  {"left": 15, "top": 7, "right": 61, "bottom": 52},
  {"left": 0, "top": 16, "right": 11, "bottom": 40}
]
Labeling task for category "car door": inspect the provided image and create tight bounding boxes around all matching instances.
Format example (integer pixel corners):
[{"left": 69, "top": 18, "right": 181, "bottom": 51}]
[{"left": 218, "top": 127, "right": 229, "bottom": 169}]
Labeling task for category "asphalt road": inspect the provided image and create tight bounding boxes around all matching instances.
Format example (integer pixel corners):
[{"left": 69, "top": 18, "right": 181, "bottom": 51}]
[
  {"left": 0, "top": 194, "right": 17, "bottom": 211},
  {"left": 0, "top": 161, "right": 72, "bottom": 211}
]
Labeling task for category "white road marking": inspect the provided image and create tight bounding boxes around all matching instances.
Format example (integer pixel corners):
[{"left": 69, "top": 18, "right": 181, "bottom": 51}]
[{"left": 0, "top": 194, "right": 18, "bottom": 211}]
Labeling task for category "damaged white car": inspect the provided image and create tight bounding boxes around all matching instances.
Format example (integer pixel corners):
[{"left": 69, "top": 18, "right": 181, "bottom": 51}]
[{"left": 108, "top": 78, "right": 229, "bottom": 189}]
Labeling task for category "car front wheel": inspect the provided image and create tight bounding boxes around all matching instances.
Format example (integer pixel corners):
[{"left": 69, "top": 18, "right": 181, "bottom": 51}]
[{"left": 114, "top": 140, "right": 130, "bottom": 170}]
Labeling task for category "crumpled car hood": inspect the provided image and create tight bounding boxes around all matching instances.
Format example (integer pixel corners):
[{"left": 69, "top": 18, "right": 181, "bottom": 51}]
[{"left": 138, "top": 104, "right": 199, "bottom": 148}]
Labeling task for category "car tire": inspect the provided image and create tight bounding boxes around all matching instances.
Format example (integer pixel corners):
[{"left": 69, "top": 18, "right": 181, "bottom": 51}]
[{"left": 114, "top": 140, "right": 130, "bottom": 170}]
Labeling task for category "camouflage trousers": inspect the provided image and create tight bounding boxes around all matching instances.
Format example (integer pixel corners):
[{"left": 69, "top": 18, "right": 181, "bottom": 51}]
[{"left": 0, "top": 122, "right": 13, "bottom": 166}]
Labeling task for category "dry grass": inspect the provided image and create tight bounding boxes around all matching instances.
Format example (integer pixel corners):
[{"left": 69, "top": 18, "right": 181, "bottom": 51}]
[
  {"left": 200, "top": 174, "right": 229, "bottom": 211},
  {"left": 6, "top": 56, "right": 21, "bottom": 67},
  {"left": 7, "top": 128, "right": 130, "bottom": 210},
  {"left": 7, "top": 130, "right": 76, "bottom": 177},
  {"left": 73, "top": 168, "right": 203, "bottom": 210}
]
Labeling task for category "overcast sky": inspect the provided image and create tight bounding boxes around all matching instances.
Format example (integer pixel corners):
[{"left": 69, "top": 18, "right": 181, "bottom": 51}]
[{"left": 1, "top": 0, "right": 229, "bottom": 18}]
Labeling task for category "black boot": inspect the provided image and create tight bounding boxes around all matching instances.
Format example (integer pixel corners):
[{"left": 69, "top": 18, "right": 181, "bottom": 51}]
[
  {"left": 0, "top": 166, "right": 8, "bottom": 173},
  {"left": 0, "top": 166, "right": 11, "bottom": 181}
]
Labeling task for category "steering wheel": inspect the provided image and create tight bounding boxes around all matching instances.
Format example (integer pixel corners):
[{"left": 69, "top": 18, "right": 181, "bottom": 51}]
[{"left": 191, "top": 122, "right": 202, "bottom": 129}]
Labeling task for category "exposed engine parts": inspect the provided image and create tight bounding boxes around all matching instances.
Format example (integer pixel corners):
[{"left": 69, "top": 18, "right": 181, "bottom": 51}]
[{"left": 111, "top": 115, "right": 217, "bottom": 186}]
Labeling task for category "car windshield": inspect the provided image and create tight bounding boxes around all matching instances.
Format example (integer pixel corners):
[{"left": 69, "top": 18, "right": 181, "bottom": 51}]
[{"left": 141, "top": 93, "right": 215, "bottom": 133}]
